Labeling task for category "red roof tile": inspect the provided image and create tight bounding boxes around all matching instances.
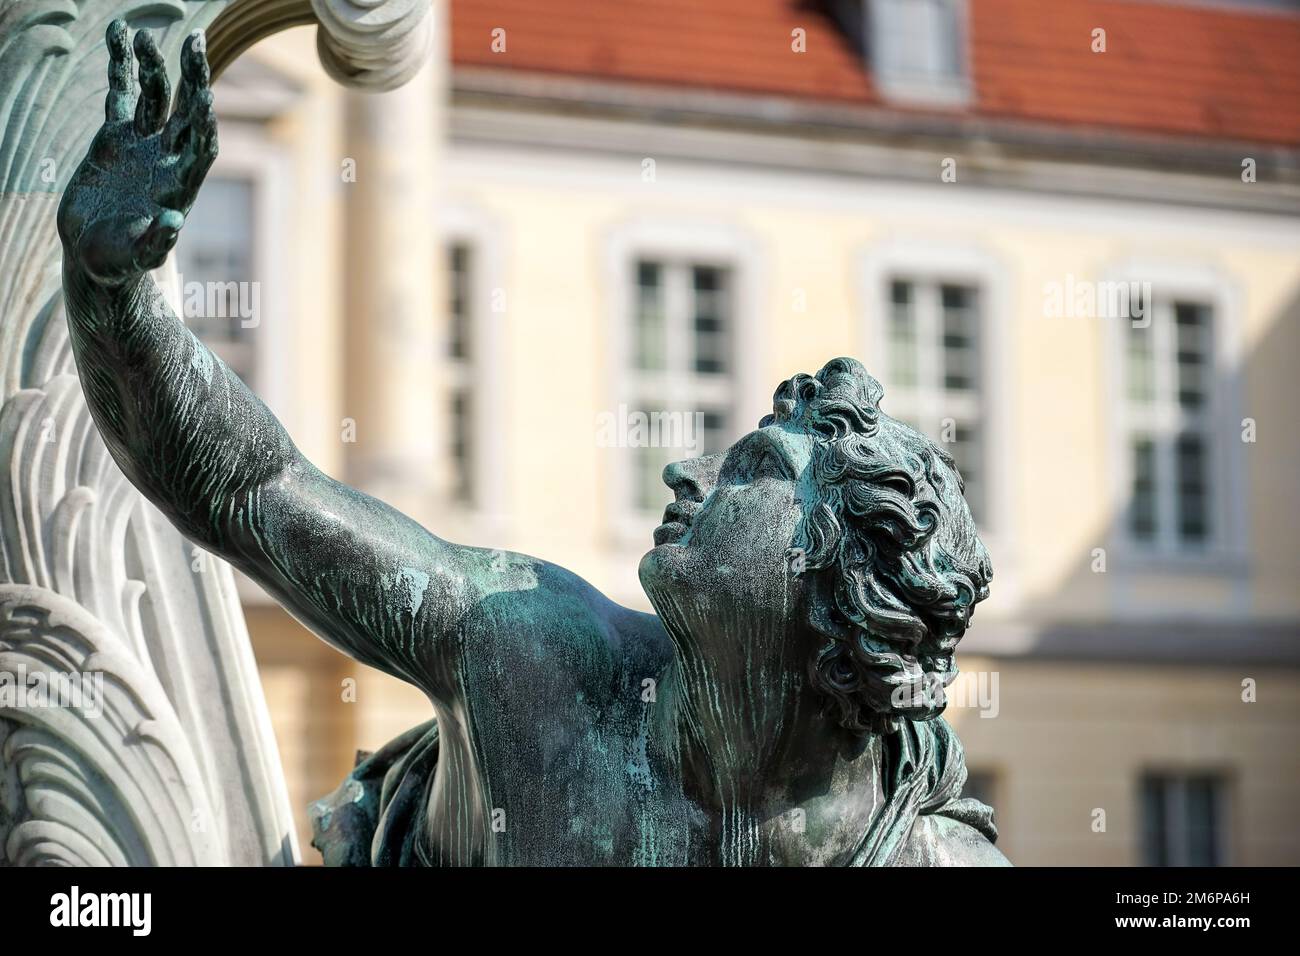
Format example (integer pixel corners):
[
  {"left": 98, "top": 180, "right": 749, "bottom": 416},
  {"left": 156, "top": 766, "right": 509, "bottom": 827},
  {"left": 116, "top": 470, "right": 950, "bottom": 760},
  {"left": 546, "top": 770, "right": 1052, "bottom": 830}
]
[{"left": 450, "top": 0, "right": 1300, "bottom": 147}]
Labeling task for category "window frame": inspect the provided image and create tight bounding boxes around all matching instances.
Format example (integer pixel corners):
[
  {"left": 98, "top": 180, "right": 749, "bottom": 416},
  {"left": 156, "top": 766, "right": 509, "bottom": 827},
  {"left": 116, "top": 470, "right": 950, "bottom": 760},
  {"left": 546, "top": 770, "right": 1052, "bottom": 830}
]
[
  {"left": 1139, "top": 770, "right": 1230, "bottom": 867},
  {"left": 625, "top": 258, "right": 737, "bottom": 514},
  {"left": 861, "top": 240, "right": 1014, "bottom": 568},
  {"left": 1104, "top": 260, "right": 1249, "bottom": 572},
  {"left": 445, "top": 240, "right": 476, "bottom": 507},
  {"left": 604, "top": 219, "right": 765, "bottom": 546},
  {"left": 440, "top": 202, "right": 509, "bottom": 532},
  {"left": 867, "top": 0, "right": 972, "bottom": 107},
  {"left": 881, "top": 276, "right": 987, "bottom": 523}
]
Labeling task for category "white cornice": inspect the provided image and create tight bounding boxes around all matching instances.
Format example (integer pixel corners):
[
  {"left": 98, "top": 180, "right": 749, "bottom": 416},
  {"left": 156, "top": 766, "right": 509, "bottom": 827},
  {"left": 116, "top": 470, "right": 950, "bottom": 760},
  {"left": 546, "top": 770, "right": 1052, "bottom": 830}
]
[{"left": 449, "top": 67, "right": 1300, "bottom": 216}]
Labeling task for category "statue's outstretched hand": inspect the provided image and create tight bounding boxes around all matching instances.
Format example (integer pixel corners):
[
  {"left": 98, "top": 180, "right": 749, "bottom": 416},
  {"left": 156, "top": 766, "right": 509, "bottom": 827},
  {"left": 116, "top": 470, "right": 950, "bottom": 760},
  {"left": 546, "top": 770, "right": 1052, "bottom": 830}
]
[{"left": 58, "top": 20, "right": 216, "bottom": 285}]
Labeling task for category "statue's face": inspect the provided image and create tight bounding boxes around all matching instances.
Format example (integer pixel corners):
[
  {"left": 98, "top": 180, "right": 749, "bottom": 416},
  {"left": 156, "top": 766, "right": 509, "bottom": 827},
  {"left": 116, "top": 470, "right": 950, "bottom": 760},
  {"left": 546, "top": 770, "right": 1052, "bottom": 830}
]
[{"left": 638, "top": 424, "right": 817, "bottom": 654}]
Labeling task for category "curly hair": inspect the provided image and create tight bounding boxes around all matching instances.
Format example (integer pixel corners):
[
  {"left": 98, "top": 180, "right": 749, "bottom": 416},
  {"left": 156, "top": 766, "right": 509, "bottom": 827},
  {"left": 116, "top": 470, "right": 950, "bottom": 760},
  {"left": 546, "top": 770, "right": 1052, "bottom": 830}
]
[{"left": 761, "top": 357, "right": 993, "bottom": 734}]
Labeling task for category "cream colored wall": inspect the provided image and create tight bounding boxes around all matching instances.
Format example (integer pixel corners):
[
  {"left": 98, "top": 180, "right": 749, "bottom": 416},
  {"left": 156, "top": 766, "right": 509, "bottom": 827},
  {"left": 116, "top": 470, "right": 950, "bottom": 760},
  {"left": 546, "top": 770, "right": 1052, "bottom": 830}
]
[
  {"left": 441, "top": 145, "right": 1300, "bottom": 625},
  {"left": 949, "top": 660, "right": 1300, "bottom": 866}
]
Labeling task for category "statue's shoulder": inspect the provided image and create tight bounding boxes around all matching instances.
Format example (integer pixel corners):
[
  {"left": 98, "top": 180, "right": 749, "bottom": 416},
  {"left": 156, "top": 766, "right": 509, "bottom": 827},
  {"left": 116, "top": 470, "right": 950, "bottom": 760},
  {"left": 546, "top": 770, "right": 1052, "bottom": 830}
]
[
  {"left": 894, "top": 813, "right": 1012, "bottom": 867},
  {"left": 451, "top": 550, "right": 676, "bottom": 692}
]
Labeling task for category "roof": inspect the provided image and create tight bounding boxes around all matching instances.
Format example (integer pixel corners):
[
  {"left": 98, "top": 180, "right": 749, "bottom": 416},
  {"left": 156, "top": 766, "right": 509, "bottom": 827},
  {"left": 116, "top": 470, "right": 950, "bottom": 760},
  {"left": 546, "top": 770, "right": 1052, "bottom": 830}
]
[{"left": 449, "top": 0, "right": 1300, "bottom": 148}]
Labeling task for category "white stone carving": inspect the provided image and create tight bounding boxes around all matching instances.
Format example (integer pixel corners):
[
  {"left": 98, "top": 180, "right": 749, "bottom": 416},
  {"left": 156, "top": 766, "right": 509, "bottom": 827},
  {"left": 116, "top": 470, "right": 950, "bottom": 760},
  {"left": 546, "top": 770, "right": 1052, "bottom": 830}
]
[{"left": 0, "top": 0, "right": 436, "bottom": 866}]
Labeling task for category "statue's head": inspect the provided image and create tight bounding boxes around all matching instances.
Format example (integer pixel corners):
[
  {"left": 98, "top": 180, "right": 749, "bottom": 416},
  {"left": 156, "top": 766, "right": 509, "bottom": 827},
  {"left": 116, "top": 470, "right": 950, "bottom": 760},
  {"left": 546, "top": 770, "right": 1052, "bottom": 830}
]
[{"left": 639, "top": 357, "right": 992, "bottom": 735}]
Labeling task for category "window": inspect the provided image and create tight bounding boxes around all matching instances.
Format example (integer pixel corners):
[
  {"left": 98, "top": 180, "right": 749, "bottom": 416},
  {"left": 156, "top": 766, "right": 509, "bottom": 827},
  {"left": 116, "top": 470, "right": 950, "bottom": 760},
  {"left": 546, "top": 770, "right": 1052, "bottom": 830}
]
[
  {"left": 1124, "top": 298, "right": 1215, "bottom": 548},
  {"left": 446, "top": 242, "right": 474, "bottom": 504},
  {"left": 883, "top": 277, "right": 985, "bottom": 525},
  {"left": 174, "top": 174, "right": 259, "bottom": 386},
  {"left": 1141, "top": 773, "right": 1225, "bottom": 866},
  {"left": 626, "top": 259, "right": 735, "bottom": 513},
  {"left": 870, "top": 0, "right": 968, "bottom": 104}
]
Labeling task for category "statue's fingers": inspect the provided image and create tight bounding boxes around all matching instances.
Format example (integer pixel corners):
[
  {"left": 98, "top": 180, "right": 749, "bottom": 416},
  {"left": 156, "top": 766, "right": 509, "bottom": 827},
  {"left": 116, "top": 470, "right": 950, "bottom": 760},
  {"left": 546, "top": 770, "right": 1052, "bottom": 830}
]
[
  {"left": 184, "top": 88, "right": 218, "bottom": 185},
  {"left": 133, "top": 29, "right": 170, "bottom": 136},
  {"left": 161, "top": 83, "right": 216, "bottom": 213},
  {"left": 182, "top": 30, "right": 210, "bottom": 103},
  {"left": 105, "top": 19, "right": 135, "bottom": 123},
  {"left": 159, "top": 97, "right": 216, "bottom": 213},
  {"left": 132, "top": 209, "right": 185, "bottom": 272},
  {"left": 166, "top": 29, "right": 209, "bottom": 150}
]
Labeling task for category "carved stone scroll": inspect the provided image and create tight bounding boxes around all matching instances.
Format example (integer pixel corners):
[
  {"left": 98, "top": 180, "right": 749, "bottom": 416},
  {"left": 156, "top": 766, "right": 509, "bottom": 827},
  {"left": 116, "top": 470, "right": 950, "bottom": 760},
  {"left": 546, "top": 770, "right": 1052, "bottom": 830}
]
[{"left": 0, "top": 0, "right": 434, "bottom": 866}]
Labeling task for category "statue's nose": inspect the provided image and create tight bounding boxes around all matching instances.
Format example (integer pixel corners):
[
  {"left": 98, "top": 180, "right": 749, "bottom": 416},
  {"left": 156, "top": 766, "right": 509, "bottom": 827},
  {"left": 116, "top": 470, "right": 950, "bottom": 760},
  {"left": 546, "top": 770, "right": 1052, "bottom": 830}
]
[{"left": 663, "top": 454, "right": 722, "bottom": 503}]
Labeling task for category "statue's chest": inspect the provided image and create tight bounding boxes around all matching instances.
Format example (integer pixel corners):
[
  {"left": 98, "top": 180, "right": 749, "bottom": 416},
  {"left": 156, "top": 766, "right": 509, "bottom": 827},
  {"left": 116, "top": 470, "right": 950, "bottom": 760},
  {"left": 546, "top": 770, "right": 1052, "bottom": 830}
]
[{"left": 425, "top": 683, "right": 703, "bottom": 865}]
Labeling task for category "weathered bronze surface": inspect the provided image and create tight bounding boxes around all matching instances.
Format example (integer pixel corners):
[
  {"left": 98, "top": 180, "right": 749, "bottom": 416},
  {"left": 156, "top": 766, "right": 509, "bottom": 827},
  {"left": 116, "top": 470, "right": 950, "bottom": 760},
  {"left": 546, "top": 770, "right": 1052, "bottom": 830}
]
[{"left": 60, "top": 25, "right": 1007, "bottom": 866}]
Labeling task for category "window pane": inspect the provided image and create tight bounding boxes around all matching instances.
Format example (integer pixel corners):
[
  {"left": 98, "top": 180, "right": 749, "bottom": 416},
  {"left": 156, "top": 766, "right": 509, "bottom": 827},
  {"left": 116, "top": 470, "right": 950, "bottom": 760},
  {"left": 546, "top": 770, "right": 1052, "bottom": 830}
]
[
  {"left": 629, "top": 397, "right": 668, "bottom": 512},
  {"left": 447, "top": 243, "right": 472, "bottom": 361},
  {"left": 450, "top": 389, "right": 472, "bottom": 504},
  {"left": 1142, "top": 774, "right": 1224, "bottom": 867},
  {"left": 874, "top": 0, "right": 962, "bottom": 81},
  {"left": 1141, "top": 777, "right": 1169, "bottom": 866},
  {"left": 1130, "top": 438, "right": 1157, "bottom": 540},
  {"left": 1126, "top": 321, "right": 1155, "bottom": 404},
  {"left": 887, "top": 279, "right": 917, "bottom": 387},
  {"left": 692, "top": 266, "right": 729, "bottom": 375},
  {"left": 947, "top": 422, "right": 983, "bottom": 526},
  {"left": 941, "top": 283, "right": 979, "bottom": 391},
  {"left": 634, "top": 444, "right": 672, "bottom": 512},
  {"left": 1186, "top": 776, "right": 1220, "bottom": 866},
  {"left": 1176, "top": 432, "right": 1210, "bottom": 543},
  {"left": 1175, "top": 302, "right": 1212, "bottom": 410},
  {"left": 633, "top": 260, "right": 666, "bottom": 371},
  {"left": 626, "top": 261, "right": 736, "bottom": 516}
]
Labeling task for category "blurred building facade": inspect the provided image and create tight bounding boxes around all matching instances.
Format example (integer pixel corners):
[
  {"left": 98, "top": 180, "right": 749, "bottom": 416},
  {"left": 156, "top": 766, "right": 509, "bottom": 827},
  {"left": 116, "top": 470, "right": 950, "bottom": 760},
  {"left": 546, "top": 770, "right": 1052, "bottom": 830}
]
[{"left": 179, "top": 0, "right": 1300, "bottom": 863}]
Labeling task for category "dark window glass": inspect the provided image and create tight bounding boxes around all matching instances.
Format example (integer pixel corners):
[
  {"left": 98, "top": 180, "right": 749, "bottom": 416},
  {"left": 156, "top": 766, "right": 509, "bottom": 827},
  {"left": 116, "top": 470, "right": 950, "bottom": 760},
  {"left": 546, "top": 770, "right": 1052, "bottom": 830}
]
[
  {"left": 450, "top": 389, "right": 472, "bottom": 504},
  {"left": 1130, "top": 438, "right": 1158, "bottom": 540},
  {"left": 940, "top": 284, "right": 979, "bottom": 391},
  {"left": 1141, "top": 773, "right": 1224, "bottom": 867},
  {"left": 448, "top": 243, "right": 472, "bottom": 361},
  {"left": 1175, "top": 302, "right": 1211, "bottom": 410},
  {"left": 692, "top": 266, "right": 729, "bottom": 375},
  {"left": 1176, "top": 432, "right": 1209, "bottom": 543}
]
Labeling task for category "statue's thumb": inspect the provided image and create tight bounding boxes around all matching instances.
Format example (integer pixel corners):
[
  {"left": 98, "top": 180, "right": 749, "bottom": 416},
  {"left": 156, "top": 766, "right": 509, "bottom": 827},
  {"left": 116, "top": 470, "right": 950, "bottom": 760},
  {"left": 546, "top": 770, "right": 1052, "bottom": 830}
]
[{"left": 135, "top": 210, "right": 185, "bottom": 270}]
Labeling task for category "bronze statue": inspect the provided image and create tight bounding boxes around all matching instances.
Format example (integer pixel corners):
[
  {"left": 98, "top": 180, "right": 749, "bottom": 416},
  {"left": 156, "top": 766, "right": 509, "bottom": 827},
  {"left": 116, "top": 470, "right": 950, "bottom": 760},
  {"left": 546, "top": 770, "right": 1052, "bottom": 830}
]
[{"left": 58, "top": 23, "right": 1006, "bottom": 866}]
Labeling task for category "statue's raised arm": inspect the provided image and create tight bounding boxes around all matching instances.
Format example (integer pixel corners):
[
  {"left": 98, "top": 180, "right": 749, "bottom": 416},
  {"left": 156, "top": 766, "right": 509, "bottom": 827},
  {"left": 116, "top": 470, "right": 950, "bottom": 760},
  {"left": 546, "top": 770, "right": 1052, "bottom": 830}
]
[{"left": 57, "top": 22, "right": 472, "bottom": 688}]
